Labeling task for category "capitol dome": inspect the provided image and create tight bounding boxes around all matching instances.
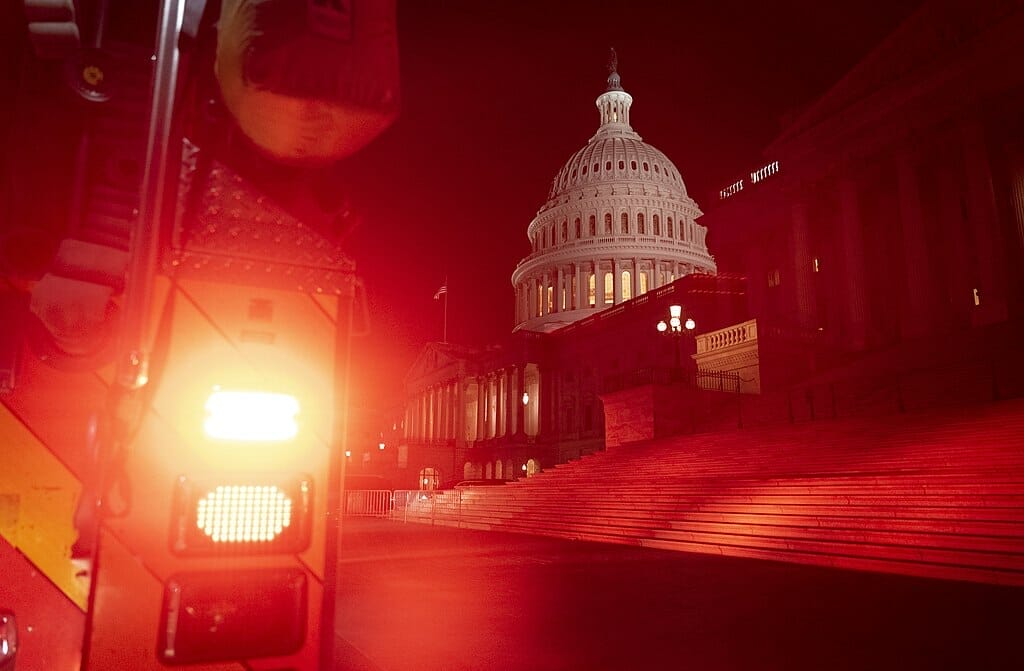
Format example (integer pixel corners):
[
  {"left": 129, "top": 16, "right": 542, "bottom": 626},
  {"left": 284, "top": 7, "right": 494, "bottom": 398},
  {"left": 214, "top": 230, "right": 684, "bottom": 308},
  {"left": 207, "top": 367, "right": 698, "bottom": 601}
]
[{"left": 512, "top": 55, "right": 716, "bottom": 333}]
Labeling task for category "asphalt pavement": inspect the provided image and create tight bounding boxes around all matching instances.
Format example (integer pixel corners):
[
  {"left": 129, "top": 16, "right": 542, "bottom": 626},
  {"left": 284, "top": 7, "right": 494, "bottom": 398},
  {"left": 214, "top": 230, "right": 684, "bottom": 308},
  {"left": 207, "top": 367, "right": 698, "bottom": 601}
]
[{"left": 332, "top": 518, "right": 1023, "bottom": 671}]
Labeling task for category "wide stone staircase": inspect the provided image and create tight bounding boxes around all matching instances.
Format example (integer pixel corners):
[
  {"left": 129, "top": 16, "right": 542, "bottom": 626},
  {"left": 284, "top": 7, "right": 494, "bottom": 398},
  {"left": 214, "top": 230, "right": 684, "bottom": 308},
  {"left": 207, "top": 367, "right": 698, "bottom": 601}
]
[{"left": 396, "top": 399, "right": 1024, "bottom": 585}]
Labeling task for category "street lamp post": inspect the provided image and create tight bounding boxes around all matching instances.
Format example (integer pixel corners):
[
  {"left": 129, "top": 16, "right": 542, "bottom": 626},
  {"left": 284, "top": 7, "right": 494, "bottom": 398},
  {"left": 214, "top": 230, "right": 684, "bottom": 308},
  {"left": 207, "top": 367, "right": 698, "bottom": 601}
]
[{"left": 656, "top": 304, "right": 696, "bottom": 376}]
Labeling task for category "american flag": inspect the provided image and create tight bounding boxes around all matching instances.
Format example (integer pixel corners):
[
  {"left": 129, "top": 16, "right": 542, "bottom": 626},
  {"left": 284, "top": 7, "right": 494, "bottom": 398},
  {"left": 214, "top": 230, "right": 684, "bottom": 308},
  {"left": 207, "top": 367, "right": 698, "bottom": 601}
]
[{"left": 433, "top": 284, "right": 448, "bottom": 300}]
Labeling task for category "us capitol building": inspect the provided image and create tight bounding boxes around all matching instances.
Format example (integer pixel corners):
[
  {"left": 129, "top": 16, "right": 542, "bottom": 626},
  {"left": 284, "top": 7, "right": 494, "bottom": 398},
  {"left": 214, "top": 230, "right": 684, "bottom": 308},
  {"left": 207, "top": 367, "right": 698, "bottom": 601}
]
[{"left": 512, "top": 55, "right": 716, "bottom": 332}]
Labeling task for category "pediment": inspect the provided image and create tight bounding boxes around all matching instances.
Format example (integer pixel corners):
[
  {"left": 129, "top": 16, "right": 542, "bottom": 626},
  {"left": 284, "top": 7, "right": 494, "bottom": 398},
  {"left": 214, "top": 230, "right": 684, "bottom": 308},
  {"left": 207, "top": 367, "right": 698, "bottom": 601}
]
[{"left": 405, "top": 342, "right": 476, "bottom": 385}]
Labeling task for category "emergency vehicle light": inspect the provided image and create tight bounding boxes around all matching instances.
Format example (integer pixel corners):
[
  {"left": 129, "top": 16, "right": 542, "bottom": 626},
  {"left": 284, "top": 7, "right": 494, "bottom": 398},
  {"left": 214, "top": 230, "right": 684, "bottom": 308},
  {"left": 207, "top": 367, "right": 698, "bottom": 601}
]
[
  {"left": 171, "top": 475, "right": 312, "bottom": 555},
  {"left": 203, "top": 389, "right": 300, "bottom": 441}
]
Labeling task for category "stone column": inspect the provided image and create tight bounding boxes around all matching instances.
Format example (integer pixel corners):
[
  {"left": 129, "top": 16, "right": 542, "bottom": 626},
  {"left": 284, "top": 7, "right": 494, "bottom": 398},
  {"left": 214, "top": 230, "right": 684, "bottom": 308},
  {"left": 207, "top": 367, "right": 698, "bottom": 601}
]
[
  {"left": 540, "top": 273, "right": 549, "bottom": 316},
  {"left": 612, "top": 258, "right": 621, "bottom": 304},
  {"left": 455, "top": 379, "right": 465, "bottom": 448},
  {"left": 935, "top": 159, "right": 972, "bottom": 328},
  {"left": 504, "top": 367, "right": 514, "bottom": 437},
  {"left": 962, "top": 121, "right": 1008, "bottom": 325},
  {"left": 838, "top": 176, "right": 868, "bottom": 350},
  {"left": 790, "top": 199, "right": 816, "bottom": 330},
  {"left": 896, "top": 149, "right": 933, "bottom": 339},
  {"left": 581, "top": 264, "right": 589, "bottom": 311},
  {"left": 632, "top": 257, "right": 640, "bottom": 298},
  {"left": 515, "top": 365, "right": 526, "bottom": 437},
  {"left": 596, "top": 261, "right": 606, "bottom": 306},
  {"left": 475, "top": 376, "right": 485, "bottom": 443},
  {"left": 555, "top": 266, "right": 564, "bottom": 313}
]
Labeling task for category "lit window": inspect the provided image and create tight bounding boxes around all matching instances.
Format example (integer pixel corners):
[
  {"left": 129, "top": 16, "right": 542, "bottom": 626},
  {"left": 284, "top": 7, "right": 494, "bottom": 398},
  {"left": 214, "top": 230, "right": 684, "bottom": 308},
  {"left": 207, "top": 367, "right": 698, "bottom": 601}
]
[
  {"left": 546, "top": 286, "right": 554, "bottom": 313},
  {"left": 535, "top": 284, "right": 542, "bottom": 316},
  {"left": 640, "top": 272, "right": 648, "bottom": 294},
  {"left": 588, "top": 273, "right": 596, "bottom": 307},
  {"left": 973, "top": 288, "right": 981, "bottom": 306},
  {"left": 621, "top": 271, "right": 632, "bottom": 301},
  {"left": 813, "top": 257, "right": 821, "bottom": 272},
  {"left": 604, "top": 273, "right": 613, "bottom": 305},
  {"left": 768, "top": 269, "right": 781, "bottom": 288}
]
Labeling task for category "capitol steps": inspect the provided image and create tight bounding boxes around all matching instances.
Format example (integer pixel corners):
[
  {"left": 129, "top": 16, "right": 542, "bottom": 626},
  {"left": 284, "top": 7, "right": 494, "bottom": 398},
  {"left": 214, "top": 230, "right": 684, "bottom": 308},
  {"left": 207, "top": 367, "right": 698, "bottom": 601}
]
[{"left": 397, "top": 399, "right": 1024, "bottom": 585}]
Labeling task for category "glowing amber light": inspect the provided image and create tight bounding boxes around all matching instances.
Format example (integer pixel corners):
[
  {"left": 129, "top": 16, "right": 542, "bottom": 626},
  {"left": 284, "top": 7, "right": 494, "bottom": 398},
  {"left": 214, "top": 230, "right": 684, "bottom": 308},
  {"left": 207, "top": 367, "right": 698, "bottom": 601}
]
[
  {"left": 203, "top": 390, "right": 300, "bottom": 441},
  {"left": 195, "top": 485, "right": 293, "bottom": 543}
]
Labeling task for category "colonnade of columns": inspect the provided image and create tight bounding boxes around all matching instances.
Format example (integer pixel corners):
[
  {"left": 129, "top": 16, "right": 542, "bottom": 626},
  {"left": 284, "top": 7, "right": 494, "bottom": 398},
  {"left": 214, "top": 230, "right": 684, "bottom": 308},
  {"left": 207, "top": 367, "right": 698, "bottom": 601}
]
[
  {"left": 516, "top": 258, "right": 703, "bottom": 324},
  {"left": 781, "top": 119, "right": 1009, "bottom": 349},
  {"left": 404, "top": 365, "right": 537, "bottom": 445}
]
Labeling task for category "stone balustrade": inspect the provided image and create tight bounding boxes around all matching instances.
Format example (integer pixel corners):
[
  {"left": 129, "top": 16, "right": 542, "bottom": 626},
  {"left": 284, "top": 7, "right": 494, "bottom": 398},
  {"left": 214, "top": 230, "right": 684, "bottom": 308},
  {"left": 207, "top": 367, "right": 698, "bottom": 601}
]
[{"left": 696, "top": 319, "right": 758, "bottom": 354}]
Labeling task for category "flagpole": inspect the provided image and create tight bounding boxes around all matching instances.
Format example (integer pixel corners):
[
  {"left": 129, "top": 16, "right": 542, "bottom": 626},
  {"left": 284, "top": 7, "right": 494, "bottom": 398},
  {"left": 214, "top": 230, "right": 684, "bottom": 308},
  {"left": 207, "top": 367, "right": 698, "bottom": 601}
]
[{"left": 442, "top": 276, "right": 448, "bottom": 343}]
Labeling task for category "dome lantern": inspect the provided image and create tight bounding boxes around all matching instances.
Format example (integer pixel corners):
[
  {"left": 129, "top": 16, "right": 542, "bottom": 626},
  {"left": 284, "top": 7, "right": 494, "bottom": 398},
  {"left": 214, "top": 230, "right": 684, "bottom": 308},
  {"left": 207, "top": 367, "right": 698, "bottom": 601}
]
[{"left": 596, "top": 48, "right": 633, "bottom": 133}]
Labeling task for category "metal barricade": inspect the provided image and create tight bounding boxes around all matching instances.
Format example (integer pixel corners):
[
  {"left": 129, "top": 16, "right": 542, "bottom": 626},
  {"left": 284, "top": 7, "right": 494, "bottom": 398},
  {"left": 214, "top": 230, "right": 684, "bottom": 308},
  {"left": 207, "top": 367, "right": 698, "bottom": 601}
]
[
  {"left": 343, "top": 489, "right": 394, "bottom": 517},
  {"left": 391, "top": 489, "right": 463, "bottom": 525}
]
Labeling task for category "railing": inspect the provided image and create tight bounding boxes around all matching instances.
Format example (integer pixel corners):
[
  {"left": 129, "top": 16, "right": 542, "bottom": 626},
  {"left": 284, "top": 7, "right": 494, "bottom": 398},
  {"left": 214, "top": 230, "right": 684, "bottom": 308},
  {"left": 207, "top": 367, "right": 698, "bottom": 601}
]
[
  {"left": 602, "top": 367, "right": 740, "bottom": 394},
  {"left": 695, "top": 319, "right": 757, "bottom": 354},
  {"left": 344, "top": 490, "right": 394, "bottom": 517}
]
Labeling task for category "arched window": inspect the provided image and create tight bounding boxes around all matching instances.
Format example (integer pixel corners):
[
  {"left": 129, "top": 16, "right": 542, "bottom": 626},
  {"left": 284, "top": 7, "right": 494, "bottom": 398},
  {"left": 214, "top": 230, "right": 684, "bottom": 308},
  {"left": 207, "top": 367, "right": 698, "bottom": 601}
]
[
  {"left": 546, "top": 285, "right": 554, "bottom": 313},
  {"left": 643, "top": 162, "right": 649, "bottom": 172},
  {"left": 620, "top": 212, "right": 629, "bottom": 234},
  {"left": 640, "top": 272, "right": 649, "bottom": 294},
  {"left": 561, "top": 220, "right": 568, "bottom": 241},
  {"left": 588, "top": 273, "right": 596, "bottom": 307},
  {"left": 667, "top": 217, "right": 674, "bottom": 238},
  {"left": 653, "top": 214, "right": 660, "bottom": 236},
  {"left": 603, "top": 272, "right": 613, "bottom": 305},
  {"left": 631, "top": 160, "right": 637, "bottom": 170},
  {"left": 618, "top": 160, "right": 624, "bottom": 170},
  {"left": 588, "top": 215, "right": 596, "bottom": 236},
  {"left": 604, "top": 213, "right": 612, "bottom": 234},
  {"left": 574, "top": 217, "right": 581, "bottom": 238},
  {"left": 621, "top": 270, "right": 632, "bottom": 301},
  {"left": 638, "top": 213, "right": 645, "bottom": 235}
]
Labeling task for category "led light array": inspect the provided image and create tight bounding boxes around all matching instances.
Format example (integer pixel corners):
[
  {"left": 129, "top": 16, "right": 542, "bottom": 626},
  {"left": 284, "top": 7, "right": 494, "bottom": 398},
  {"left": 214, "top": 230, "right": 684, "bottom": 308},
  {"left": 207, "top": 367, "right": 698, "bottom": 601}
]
[{"left": 196, "top": 485, "right": 293, "bottom": 543}]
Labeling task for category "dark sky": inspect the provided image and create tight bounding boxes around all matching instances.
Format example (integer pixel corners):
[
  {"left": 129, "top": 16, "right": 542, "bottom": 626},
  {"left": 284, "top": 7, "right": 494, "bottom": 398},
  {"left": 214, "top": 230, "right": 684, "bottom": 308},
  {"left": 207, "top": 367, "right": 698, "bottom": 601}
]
[{"left": 339, "top": 0, "right": 922, "bottom": 411}]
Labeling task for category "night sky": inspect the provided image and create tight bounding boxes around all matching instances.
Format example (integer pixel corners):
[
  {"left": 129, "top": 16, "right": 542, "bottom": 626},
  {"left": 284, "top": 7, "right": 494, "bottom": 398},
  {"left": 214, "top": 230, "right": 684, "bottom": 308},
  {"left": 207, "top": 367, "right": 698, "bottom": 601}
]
[
  {"left": 0, "top": 0, "right": 924, "bottom": 418},
  {"left": 338, "top": 0, "right": 922, "bottom": 413}
]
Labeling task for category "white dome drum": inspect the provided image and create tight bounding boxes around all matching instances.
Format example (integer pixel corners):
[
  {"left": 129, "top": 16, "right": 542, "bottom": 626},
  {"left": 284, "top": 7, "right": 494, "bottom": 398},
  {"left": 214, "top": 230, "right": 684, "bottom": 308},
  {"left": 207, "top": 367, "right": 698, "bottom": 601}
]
[{"left": 512, "top": 53, "right": 716, "bottom": 333}]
